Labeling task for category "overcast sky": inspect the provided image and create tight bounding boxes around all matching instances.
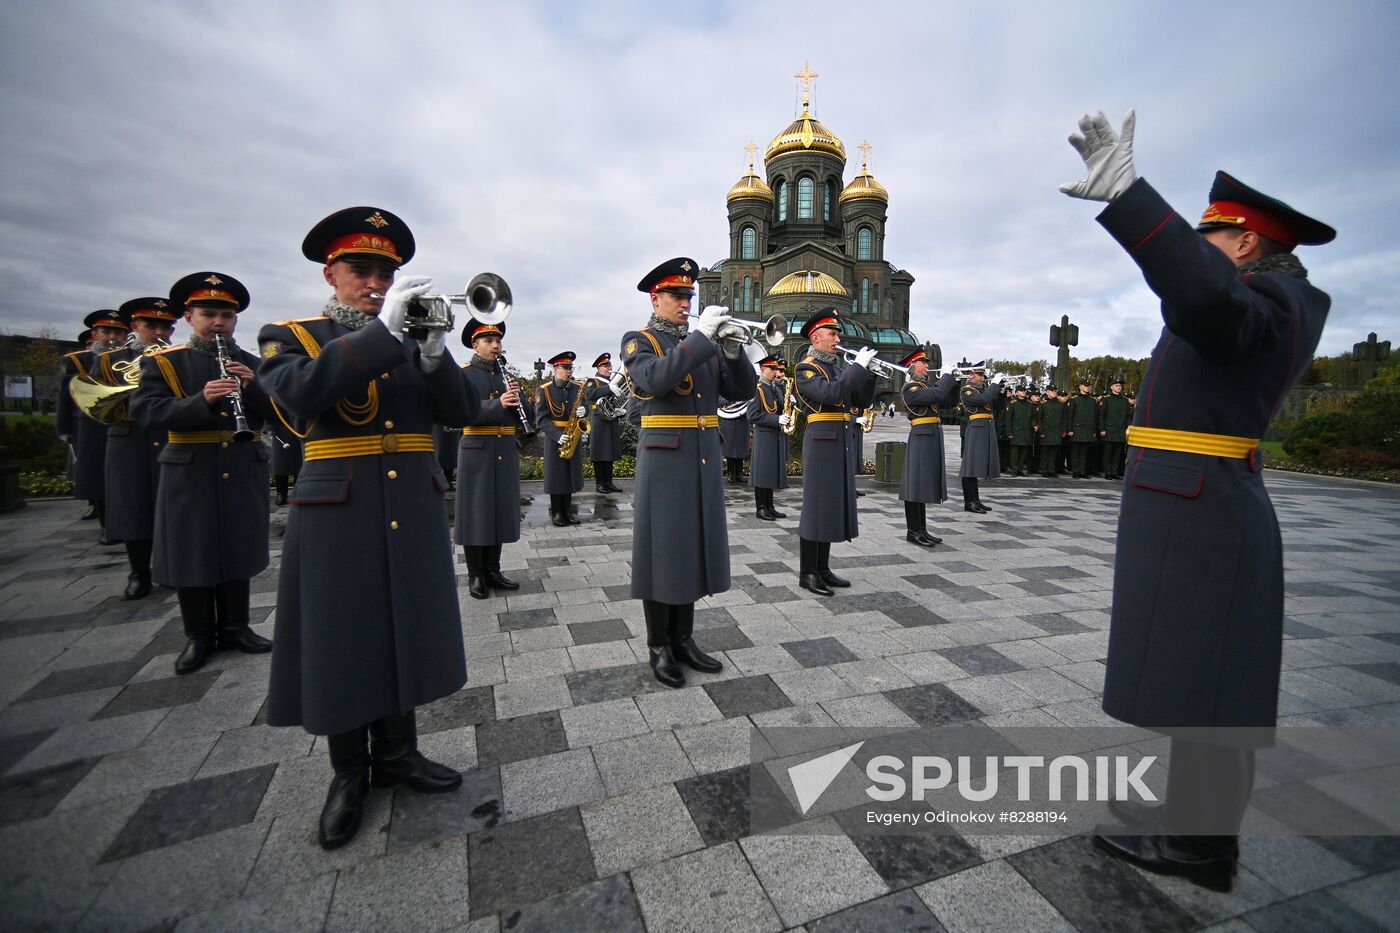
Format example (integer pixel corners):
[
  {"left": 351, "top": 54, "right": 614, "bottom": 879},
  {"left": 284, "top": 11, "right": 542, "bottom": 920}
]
[{"left": 2, "top": 0, "right": 1396, "bottom": 370}]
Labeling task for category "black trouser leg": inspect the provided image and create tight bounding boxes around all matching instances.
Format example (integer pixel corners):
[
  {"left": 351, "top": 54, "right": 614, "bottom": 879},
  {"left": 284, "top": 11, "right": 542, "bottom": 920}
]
[
  {"left": 1103, "top": 442, "right": 1124, "bottom": 477},
  {"left": 1162, "top": 738, "right": 1254, "bottom": 849},
  {"left": 214, "top": 579, "right": 271, "bottom": 652},
  {"left": 904, "top": 501, "right": 924, "bottom": 534},
  {"left": 488, "top": 544, "right": 504, "bottom": 573},
  {"left": 1071, "top": 443, "right": 1089, "bottom": 476},
  {"left": 123, "top": 539, "right": 153, "bottom": 599},
  {"left": 321, "top": 725, "right": 371, "bottom": 850},
  {"left": 817, "top": 541, "right": 832, "bottom": 573},
  {"left": 274, "top": 475, "right": 289, "bottom": 504},
  {"left": 174, "top": 586, "right": 215, "bottom": 675},
  {"left": 799, "top": 537, "right": 819, "bottom": 576},
  {"left": 484, "top": 544, "right": 517, "bottom": 590}
]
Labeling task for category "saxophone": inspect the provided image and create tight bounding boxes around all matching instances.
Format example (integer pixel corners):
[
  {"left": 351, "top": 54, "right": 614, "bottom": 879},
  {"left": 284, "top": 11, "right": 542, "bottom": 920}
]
[
  {"left": 781, "top": 375, "right": 801, "bottom": 436},
  {"left": 856, "top": 406, "right": 876, "bottom": 432},
  {"left": 558, "top": 379, "right": 590, "bottom": 460}
]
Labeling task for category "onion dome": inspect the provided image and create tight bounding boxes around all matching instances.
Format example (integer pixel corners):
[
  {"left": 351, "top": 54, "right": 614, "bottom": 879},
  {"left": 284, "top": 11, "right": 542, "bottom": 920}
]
[
  {"left": 840, "top": 140, "right": 889, "bottom": 204},
  {"left": 766, "top": 270, "right": 849, "bottom": 298},
  {"left": 764, "top": 61, "right": 846, "bottom": 164},
  {"left": 727, "top": 144, "right": 775, "bottom": 204}
]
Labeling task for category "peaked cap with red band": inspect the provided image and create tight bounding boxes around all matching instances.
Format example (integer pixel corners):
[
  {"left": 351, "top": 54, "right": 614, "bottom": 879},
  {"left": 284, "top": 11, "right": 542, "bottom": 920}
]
[
  {"left": 303, "top": 206, "right": 416, "bottom": 267},
  {"left": 169, "top": 272, "right": 250, "bottom": 312},
  {"left": 548, "top": 351, "right": 576, "bottom": 367},
  {"left": 1195, "top": 171, "right": 1335, "bottom": 252},
  {"left": 799, "top": 310, "right": 843, "bottom": 341},
  {"left": 899, "top": 348, "right": 927, "bottom": 368},
  {"left": 78, "top": 329, "right": 92, "bottom": 345},
  {"left": 461, "top": 316, "right": 506, "bottom": 347},
  {"left": 119, "top": 296, "right": 181, "bottom": 322},
  {"left": 757, "top": 355, "right": 782, "bottom": 368},
  {"left": 84, "top": 309, "right": 128, "bottom": 331},
  {"left": 637, "top": 257, "right": 698, "bottom": 296},
  {"left": 592, "top": 353, "right": 612, "bottom": 369}
]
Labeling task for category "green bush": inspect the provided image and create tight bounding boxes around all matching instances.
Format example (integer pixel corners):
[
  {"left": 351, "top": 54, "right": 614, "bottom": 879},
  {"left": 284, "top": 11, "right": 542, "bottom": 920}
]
[
  {"left": 20, "top": 471, "right": 73, "bottom": 496},
  {"left": 1284, "top": 369, "right": 1400, "bottom": 472},
  {"left": 0, "top": 415, "right": 67, "bottom": 472}
]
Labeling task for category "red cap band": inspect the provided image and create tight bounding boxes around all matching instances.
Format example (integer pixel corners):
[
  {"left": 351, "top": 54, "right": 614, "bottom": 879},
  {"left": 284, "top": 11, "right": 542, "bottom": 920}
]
[
  {"left": 326, "top": 232, "right": 402, "bottom": 265},
  {"left": 1200, "top": 200, "right": 1298, "bottom": 251}
]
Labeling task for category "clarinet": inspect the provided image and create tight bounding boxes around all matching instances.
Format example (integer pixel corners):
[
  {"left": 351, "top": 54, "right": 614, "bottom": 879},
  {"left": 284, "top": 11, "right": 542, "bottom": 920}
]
[
  {"left": 498, "top": 354, "right": 534, "bottom": 433},
  {"left": 213, "top": 334, "right": 255, "bottom": 442}
]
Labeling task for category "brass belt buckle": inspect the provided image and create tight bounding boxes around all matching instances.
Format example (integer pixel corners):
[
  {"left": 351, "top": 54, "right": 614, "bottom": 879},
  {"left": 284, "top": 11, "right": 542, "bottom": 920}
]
[{"left": 382, "top": 434, "right": 399, "bottom": 453}]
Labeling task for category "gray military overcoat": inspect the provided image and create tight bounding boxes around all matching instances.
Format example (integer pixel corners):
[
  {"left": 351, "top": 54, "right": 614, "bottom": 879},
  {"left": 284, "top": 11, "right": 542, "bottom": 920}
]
[
  {"left": 584, "top": 377, "right": 622, "bottom": 462},
  {"left": 747, "top": 379, "right": 789, "bottom": 490},
  {"left": 535, "top": 381, "right": 586, "bottom": 495},
  {"left": 92, "top": 347, "right": 165, "bottom": 542},
  {"left": 899, "top": 374, "right": 957, "bottom": 504},
  {"left": 455, "top": 358, "right": 533, "bottom": 547},
  {"left": 957, "top": 381, "right": 1002, "bottom": 479},
  {"left": 794, "top": 355, "right": 876, "bottom": 542}
]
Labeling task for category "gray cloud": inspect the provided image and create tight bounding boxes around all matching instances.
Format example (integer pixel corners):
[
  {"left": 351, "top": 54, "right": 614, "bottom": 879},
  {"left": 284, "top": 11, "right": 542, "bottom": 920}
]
[{"left": 2, "top": 0, "right": 1397, "bottom": 369}]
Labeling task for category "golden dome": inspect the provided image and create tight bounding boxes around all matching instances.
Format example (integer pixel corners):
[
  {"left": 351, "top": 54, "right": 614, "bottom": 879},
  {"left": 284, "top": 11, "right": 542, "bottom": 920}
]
[
  {"left": 839, "top": 167, "right": 889, "bottom": 204},
  {"left": 764, "top": 108, "right": 847, "bottom": 163},
  {"left": 726, "top": 166, "right": 774, "bottom": 204},
  {"left": 766, "top": 270, "right": 848, "bottom": 297}
]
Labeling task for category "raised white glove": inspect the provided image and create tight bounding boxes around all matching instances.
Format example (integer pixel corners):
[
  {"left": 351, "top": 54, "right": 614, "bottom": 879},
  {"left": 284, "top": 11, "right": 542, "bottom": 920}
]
[
  {"left": 575, "top": 405, "right": 587, "bottom": 418},
  {"left": 379, "top": 276, "right": 433, "bottom": 342},
  {"left": 778, "top": 413, "right": 791, "bottom": 427},
  {"left": 851, "top": 347, "right": 879, "bottom": 370},
  {"left": 418, "top": 328, "right": 446, "bottom": 373},
  {"left": 607, "top": 373, "right": 625, "bottom": 395},
  {"left": 692, "top": 305, "right": 732, "bottom": 341},
  {"left": 1059, "top": 109, "right": 1137, "bottom": 202}
]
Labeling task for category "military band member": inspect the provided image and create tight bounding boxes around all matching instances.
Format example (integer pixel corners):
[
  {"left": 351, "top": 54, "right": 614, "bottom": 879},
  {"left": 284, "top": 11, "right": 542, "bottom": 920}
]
[
  {"left": 455, "top": 317, "right": 534, "bottom": 599},
  {"left": 1062, "top": 111, "right": 1335, "bottom": 888},
  {"left": 432, "top": 424, "right": 460, "bottom": 490},
  {"left": 536, "top": 352, "right": 586, "bottom": 525},
  {"left": 268, "top": 420, "right": 303, "bottom": 506},
  {"left": 719, "top": 397, "right": 751, "bottom": 485},
  {"left": 62, "top": 311, "right": 126, "bottom": 535},
  {"left": 1066, "top": 380, "right": 1099, "bottom": 477},
  {"left": 622, "top": 258, "right": 756, "bottom": 687},
  {"left": 957, "top": 365, "right": 1002, "bottom": 513},
  {"left": 1006, "top": 385, "right": 1036, "bottom": 476},
  {"left": 93, "top": 299, "right": 180, "bottom": 598},
  {"left": 584, "top": 353, "right": 625, "bottom": 493},
  {"left": 792, "top": 313, "right": 878, "bottom": 596},
  {"left": 898, "top": 349, "right": 957, "bottom": 547},
  {"left": 258, "top": 206, "right": 478, "bottom": 849},
  {"left": 130, "top": 273, "right": 273, "bottom": 675},
  {"left": 1099, "top": 377, "right": 1132, "bottom": 479},
  {"left": 746, "top": 355, "right": 789, "bottom": 521}
]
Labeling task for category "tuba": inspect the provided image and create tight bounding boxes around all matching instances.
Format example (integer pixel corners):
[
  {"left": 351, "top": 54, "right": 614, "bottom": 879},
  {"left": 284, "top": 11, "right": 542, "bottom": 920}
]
[
  {"left": 593, "top": 365, "right": 630, "bottom": 422},
  {"left": 558, "top": 379, "right": 590, "bottom": 460}
]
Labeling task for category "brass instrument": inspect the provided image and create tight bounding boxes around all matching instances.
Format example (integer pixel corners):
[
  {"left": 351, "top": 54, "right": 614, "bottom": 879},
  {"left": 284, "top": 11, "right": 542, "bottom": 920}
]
[
  {"left": 593, "top": 366, "right": 631, "bottom": 422},
  {"left": 683, "top": 311, "right": 787, "bottom": 348},
  {"left": 213, "top": 334, "right": 256, "bottom": 442},
  {"left": 69, "top": 336, "right": 169, "bottom": 424},
  {"left": 781, "top": 374, "right": 801, "bottom": 436},
  {"left": 858, "top": 406, "right": 876, "bottom": 432},
  {"left": 837, "top": 346, "right": 913, "bottom": 379},
  {"left": 717, "top": 400, "right": 749, "bottom": 420},
  {"left": 371, "top": 272, "right": 511, "bottom": 337},
  {"left": 557, "top": 378, "right": 590, "bottom": 460}
]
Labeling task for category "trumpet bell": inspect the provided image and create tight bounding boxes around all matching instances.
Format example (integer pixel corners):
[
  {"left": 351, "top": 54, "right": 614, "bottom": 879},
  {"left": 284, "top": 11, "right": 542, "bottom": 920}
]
[
  {"left": 69, "top": 373, "right": 137, "bottom": 424},
  {"left": 762, "top": 314, "right": 786, "bottom": 347},
  {"left": 466, "top": 272, "right": 511, "bottom": 325}
]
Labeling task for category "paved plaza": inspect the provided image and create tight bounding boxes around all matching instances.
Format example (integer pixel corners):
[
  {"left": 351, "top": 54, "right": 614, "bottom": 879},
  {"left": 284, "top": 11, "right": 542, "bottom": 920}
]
[{"left": 2, "top": 421, "right": 1399, "bottom": 932}]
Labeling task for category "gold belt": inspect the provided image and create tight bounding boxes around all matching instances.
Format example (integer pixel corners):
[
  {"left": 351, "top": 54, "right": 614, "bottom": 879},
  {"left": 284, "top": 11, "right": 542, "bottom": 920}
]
[
  {"left": 641, "top": 415, "right": 720, "bottom": 429},
  {"left": 551, "top": 419, "right": 571, "bottom": 428},
  {"left": 911, "top": 416, "right": 941, "bottom": 426},
  {"left": 461, "top": 426, "right": 517, "bottom": 436},
  {"left": 1127, "top": 425, "right": 1259, "bottom": 459},
  {"left": 167, "top": 430, "right": 237, "bottom": 445},
  {"left": 806, "top": 412, "right": 851, "bottom": 423},
  {"left": 968, "top": 413, "right": 993, "bottom": 421},
  {"left": 303, "top": 433, "right": 434, "bottom": 461}
]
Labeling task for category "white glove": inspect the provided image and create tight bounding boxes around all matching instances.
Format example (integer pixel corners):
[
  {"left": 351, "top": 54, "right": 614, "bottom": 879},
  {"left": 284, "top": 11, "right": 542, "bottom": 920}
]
[
  {"left": 557, "top": 434, "right": 569, "bottom": 448},
  {"left": 418, "top": 328, "right": 446, "bottom": 373},
  {"left": 692, "top": 305, "right": 732, "bottom": 341},
  {"left": 851, "top": 347, "right": 879, "bottom": 370},
  {"left": 716, "top": 321, "right": 748, "bottom": 343},
  {"left": 378, "top": 276, "right": 433, "bottom": 342},
  {"left": 778, "top": 413, "right": 791, "bottom": 427},
  {"left": 1059, "top": 109, "right": 1137, "bottom": 202},
  {"left": 607, "top": 373, "right": 625, "bottom": 395},
  {"left": 575, "top": 405, "right": 587, "bottom": 418},
  {"left": 59, "top": 434, "right": 74, "bottom": 446}
]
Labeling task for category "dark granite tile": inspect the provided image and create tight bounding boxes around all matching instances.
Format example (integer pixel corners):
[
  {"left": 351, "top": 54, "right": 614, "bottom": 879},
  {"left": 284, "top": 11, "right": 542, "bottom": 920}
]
[
  {"left": 1284, "top": 619, "right": 1330, "bottom": 639},
  {"left": 1013, "top": 565, "right": 1090, "bottom": 581},
  {"left": 1310, "top": 834, "right": 1400, "bottom": 874},
  {"left": 940, "top": 645, "right": 1023, "bottom": 676},
  {"left": 499, "top": 608, "right": 557, "bottom": 632},
  {"left": 885, "top": 684, "right": 983, "bottom": 726},
  {"left": 0, "top": 728, "right": 58, "bottom": 775},
  {"left": 1354, "top": 662, "right": 1400, "bottom": 687},
  {"left": 1241, "top": 889, "right": 1388, "bottom": 933},
  {"left": 828, "top": 553, "right": 914, "bottom": 570},
  {"left": 475, "top": 712, "right": 567, "bottom": 768},
  {"left": 847, "top": 830, "right": 981, "bottom": 890},
  {"left": 826, "top": 591, "right": 920, "bottom": 616},
  {"left": 1007, "top": 836, "right": 1195, "bottom": 933},
  {"left": 94, "top": 670, "right": 221, "bottom": 720},
  {"left": 388, "top": 765, "right": 502, "bottom": 851},
  {"left": 0, "top": 610, "right": 96, "bottom": 640},
  {"left": 503, "top": 873, "right": 645, "bottom": 933},
  {"left": 18, "top": 658, "right": 148, "bottom": 703},
  {"left": 1285, "top": 581, "right": 1368, "bottom": 597},
  {"left": 704, "top": 676, "right": 792, "bottom": 719},
  {"left": 467, "top": 807, "right": 596, "bottom": 919},
  {"left": 809, "top": 889, "right": 946, "bottom": 933},
  {"left": 936, "top": 585, "right": 998, "bottom": 604},
  {"left": 728, "top": 544, "right": 753, "bottom": 555},
  {"left": 530, "top": 557, "right": 568, "bottom": 570},
  {"left": 676, "top": 765, "right": 799, "bottom": 844},
  {"left": 0, "top": 756, "right": 100, "bottom": 826},
  {"left": 903, "top": 574, "right": 955, "bottom": 591},
  {"left": 694, "top": 607, "right": 739, "bottom": 629},
  {"left": 565, "top": 664, "right": 666, "bottom": 706},
  {"left": 418, "top": 686, "right": 496, "bottom": 734},
  {"left": 929, "top": 561, "right": 981, "bottom": 574},
  {"left": 131, "top": 631, "right": 194, "bottom": 664},
  {"left": 602, "top": 584, "right": 633, "bottom": 603},
  {"left": 1370, "top": 632, "right": 1400, "bottom": 648},
  {"left": 882, "top": 606, "right": 949, "bottom": 628},
  {"left": 693, "top": 625, "right": 754, "bottom": 653},
  {"left": 1012, "top": 579, "right": 1069, "bottom": 597},
  {"left": 567, "top": 618, "right": 631, "bottom": 645},
  {"left": 745, "top": 585, "right": 801, "bottom": 604},
  {"left": 783, "top": 637, "right": 860, "bottom": 668},
  {"left": 749, "top": 561, "right": 793, "bottom": 576},
  {"left": 100, "top": 763, "right": 276, "bottom": 862},
  {"left": 1024, "top": 613, "right": 1090, "bottom": 636},
  {"left": 729, "top": 575, "right": 759, "bottom": 589}
]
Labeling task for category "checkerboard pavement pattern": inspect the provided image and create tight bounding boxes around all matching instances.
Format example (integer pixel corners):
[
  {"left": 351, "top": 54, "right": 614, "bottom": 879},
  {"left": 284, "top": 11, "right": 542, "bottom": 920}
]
[{"left": 2, "top": 423, "right": 1398, "bottom": 931}]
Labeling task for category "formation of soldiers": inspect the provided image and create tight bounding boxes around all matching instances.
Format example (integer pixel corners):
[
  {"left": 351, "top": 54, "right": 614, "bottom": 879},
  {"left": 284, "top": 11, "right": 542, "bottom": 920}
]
[{"left": 996, "top": 378, "right": 1135, "bottom": 479}]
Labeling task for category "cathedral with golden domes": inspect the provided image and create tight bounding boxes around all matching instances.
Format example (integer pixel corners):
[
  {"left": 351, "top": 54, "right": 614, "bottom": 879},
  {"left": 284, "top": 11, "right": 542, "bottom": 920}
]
[{"left": 697, "top": 63, "right": 922, "bottom": 382}]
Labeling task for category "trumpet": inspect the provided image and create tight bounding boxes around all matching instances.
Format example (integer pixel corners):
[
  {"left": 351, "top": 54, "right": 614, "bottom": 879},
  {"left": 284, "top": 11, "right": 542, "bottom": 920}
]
[
  {"left": 837, "top": 347, "right": 912, "bottom": 379},
  {"left": 371, "top": 272, "right": 511, "bottom": 337},
  {"left": 684, "top": 311, "right": 786, "bottom": 348}
]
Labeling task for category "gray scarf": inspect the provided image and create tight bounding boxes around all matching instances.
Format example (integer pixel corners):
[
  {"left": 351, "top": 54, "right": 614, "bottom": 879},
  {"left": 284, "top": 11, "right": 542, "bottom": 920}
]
[
  {"left": 647, "top": 314, "right": 687, "bottom": 338},
  {"left": 188, "top": 334, "right": 240, "bottom": 355},
  {"left": 323, "top": 297, "right": 372, "bottom": 331},
  {"left": 1241, "top": 252, "right": 1307, "bottom": 279},
  {"left": 810, "top": 348, "right": 838, "bottom": 365}
]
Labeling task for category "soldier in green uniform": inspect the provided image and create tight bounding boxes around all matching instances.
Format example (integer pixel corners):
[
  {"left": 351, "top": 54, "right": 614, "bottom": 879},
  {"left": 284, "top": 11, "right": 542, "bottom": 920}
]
[
  {"left": 1037, "top": 385, "right": 1067, "bottom": 477},
  {"left": 1066, "top": 379, "right": 1100, "bottom": 478},
  {"left": 1027, "top": 385, "right": 1043, "bottom": 471},
  {"left": 1099, "top": 377, "right": 1132, "bottom": 479},
  {"left": 1006, "top": 385, "right": 1036, "bottom": 476}
]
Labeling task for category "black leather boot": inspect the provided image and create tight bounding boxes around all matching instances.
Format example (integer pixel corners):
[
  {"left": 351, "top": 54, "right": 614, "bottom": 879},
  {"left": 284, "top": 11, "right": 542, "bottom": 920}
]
[
  {"left": 644, "top": 600, "right": 685, "bottom": 687},
  {"left": 904, "top": 502, "right": 938, "bottom": 548},
  {"left": 798, "top": 538, "right": 833, "bottom": 596},
  {"left": 766, "top": 489, "right": 787, "bottom": 519},
  {"left": 464, "top": 546, "right": 489, "bottom": 599},
  {"left": 214, "top": 580, "right": 272, "bottom": 653},
  {"left": 370, "top": 711, "right": 461, "bottom": 792},
  {"left": 1092, "top": 832, "right": 1237, "bottom": 892},
  {"left": 81, "top": 502, "right": 97, "bottom": 520},
  {"left": 962, "top": 479, "right": 988, "bottom": 514},
  {"left": 96, "top": 501, "right": 113, "bottom": 545},
  {"left": 123, "top": 539, "right": 153, "bottom": 599},
  {"left": 670, "top": 604, "right": 722, "bottom": 673},
  {"left": 486, "top": 544, "right": 519, "bottom": 590},
  {"left": 817, "top": 542, "right": 850, "bottom": 588},
  {"left": 320, "top": 726, "right": 370, "bottom": 850},
  {"left": 274, "top": 475, "right": 289, "bottom": 506},
  {"left": 755, "top": 488, "right": 774, "bottom": 521},
  {"left": 562, "top": 494, "right": 580, "bottom": 524},
  {"left": 174, "top": 587, "right": 215, "bottom": 675}
]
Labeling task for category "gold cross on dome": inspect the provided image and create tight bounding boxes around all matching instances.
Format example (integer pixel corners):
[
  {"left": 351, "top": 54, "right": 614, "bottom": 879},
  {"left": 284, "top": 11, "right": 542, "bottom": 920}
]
[
  {"left": 745, "top": 141, "right": 758, "bottom": 171},
  {"left": 365, "top": 211, "right": 389, "bottom": 228},
  {"left": 858, "top": 140, "right": 872, "bottom": 169},
  {"left": 204, "top": 275, "right": 223, "bottom": 286},
  {"left": 794, "top": 61, "right": 818, "bottom": 109}
]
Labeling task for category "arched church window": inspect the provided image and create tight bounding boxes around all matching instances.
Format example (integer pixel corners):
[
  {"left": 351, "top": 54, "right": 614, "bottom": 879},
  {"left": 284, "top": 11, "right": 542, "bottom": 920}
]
[
  {"left": 741, "top": 225, "right": 757, "bottom": 260},
  {"left": 861, "top": 277, "right": 870, "bottom": 313},
  {"left": 797, "top": 176, "right": 814, "bottom": 219},
  {"left": 823, "top": 182, "right": 833, "bottom": 221},
  {"left": 743, "top": 275, "right": 752, "bottom": 313},
  {"left": 857, "top": 226, "right": 873, "bottom": 261},
  {"left": 776, "top": 181, "right": 788, "bottom": 222}
]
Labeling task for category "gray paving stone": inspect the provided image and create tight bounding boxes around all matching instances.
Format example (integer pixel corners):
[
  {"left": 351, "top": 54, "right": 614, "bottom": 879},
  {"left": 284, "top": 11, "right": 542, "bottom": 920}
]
[
  {"left": 11, "top": 708, "right": 166, "bottom": 773},
  {"left": 173, "top": 871, "right": 336, "bottom": 933},
  {"left": 809, "top": 889, "right": 946, "bottom": 933},
  {"left": 494, "top": 676, "right": 573, "bottom": 720},
  {"left": 504, "top": 874, "right": 646, "bottom": 933},
  {"left": 631, "top": 841, "right": 782, "bottom": 933},
  {"left": 500, "top": 747, "right": 605, "bottom": 820},
  {"left": 580, "top": 782, "right": 705, "bottom": 875},
  {"left": 96, "top": 669, "right": 222, "bottom": 719},
  {"left": 194, "top": 722, "right": 314, "bottom": 778},
  {"left": 559, "top": 697, "right": 650, "bottom": 748},
  {"left": 0, "top": 754, "right": 101, "bottom": 826},
  {"left": 636, "top": 685, "right": 724, "bottom": 731},
  {"left": 100, "top": 762, "right": 276, "bottom": 862},
  {"left": 0, "top": 686, "right": 121, "bottom": 738},
  {"left": 739, "top": 817, "right": 889, "bottom": 926},
  {"left": 58, "top": 733, "right": 218, "bottom": 812},
  {"left": 675, "top": 716, "right": 771, "bottom": 775},
  {"left": 467, "top": 808, "right": 596, "bottom": 919},
  {"left": 389, "top": 765, "right": 503, "bottom": 851},
  {"left": 592, "top": 731, "right": 696, "bottom": 796},
  {"left": 326, "top": 836, "right": 472, "bottom": 931},
  {"left": 477, "top": 710, "right": 567, "bottom": 766},
  {"left": 704, "top": 675, "right": 793, "bottom": 718},
  {"left": 916, "top": 859, "right": 1075, "bottom": 933},
  {"left": 248, "top": 790, "right": 393, "bottom": 889}
]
